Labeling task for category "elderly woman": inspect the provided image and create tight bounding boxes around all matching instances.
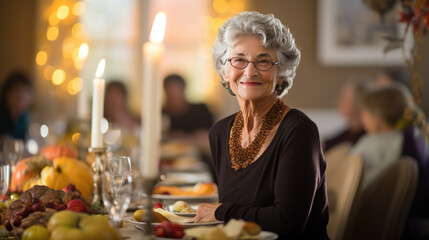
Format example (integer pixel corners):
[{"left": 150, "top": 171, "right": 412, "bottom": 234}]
[{"left": 194, "top": 11, "right": 329, "bottom": 238}]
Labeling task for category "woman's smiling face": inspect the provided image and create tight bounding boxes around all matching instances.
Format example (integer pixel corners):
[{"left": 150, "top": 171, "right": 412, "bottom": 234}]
[{"left": 222, "top": 35, "right": 282, "bottom": 102}]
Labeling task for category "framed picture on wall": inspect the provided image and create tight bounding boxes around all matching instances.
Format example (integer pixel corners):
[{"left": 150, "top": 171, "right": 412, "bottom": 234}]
[{"left": 317, "top": 0, "right": 413, "bottom": 66}]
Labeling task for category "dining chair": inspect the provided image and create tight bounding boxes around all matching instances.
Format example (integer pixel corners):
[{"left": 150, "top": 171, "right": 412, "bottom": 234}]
[
  {"left": 343, "top": 156, "right": 418, "bottom": 240},
  {"left": 326, "top": 153, "right": 363, "bottom": 240},
  {"left": 324, "top": 142, "right": 352, "bottom": 173}
]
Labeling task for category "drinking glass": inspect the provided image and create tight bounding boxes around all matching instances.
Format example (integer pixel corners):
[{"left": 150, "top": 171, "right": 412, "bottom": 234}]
[
  {"left": 0, "top": 155, "right": 11, "bottom": 196},
  {"left": 102, "top": 156, "right": 132, "bottom": 227},
  {"left": 2, "top": 139, "right": 25, "bottom": 172}
]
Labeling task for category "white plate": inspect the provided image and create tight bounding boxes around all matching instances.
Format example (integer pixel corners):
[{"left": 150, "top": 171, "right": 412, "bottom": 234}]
[
  {"left": 259, "top": 231, "right": 279, "bottom": 240},
  {"left": 159, "top": 172, "right": 213, "bottom": 186},
  {"left": 128, "top": 218, "right": 224, "bottom": 229},
  {"left": 167, "top": 204, "right": 198, "bottom": 217}
]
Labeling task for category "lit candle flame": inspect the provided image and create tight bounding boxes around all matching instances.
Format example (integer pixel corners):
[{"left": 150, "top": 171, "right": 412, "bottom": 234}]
[
  {"left": 149, "top": 12, "right": 166, "bottom": 43},
  {"left": 78, "top": 43, "right": 89, "bottom": 60},
  {"left": 95, "top": 59, "right": 105, "bottom": 78}
]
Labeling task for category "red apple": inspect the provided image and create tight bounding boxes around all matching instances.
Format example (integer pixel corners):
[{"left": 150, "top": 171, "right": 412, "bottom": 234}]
[{"left": 67, "top": 199, "right": 86, "bottom": 213}]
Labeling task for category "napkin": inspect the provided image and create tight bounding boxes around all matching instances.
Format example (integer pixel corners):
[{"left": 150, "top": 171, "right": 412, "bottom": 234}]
[{"left": 153, "top": 208, "right": 194, "bottom": 224}]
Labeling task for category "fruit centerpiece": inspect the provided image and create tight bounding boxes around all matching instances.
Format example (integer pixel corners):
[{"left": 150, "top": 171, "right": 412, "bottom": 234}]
[
  {"left": 10, "top": 145, "right": 94, "bottom": 201},
  {"left": 1, "top": 185, "right": 105, "bottom": 238}
]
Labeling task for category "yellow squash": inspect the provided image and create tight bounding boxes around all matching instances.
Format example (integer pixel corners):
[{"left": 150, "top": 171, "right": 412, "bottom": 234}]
[{"left": 40, "top": 157, "right": 94, "bottom": 200}]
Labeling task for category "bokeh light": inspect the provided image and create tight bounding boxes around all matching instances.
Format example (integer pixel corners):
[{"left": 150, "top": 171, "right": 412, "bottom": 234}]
[
  {"left": 40, "top": 125, "right": 49, "bottom": 138},
  {"left": 213, "top": 0, "right": 229, "bottom": 14},
  {"left": 36, "top": 51, "right": 48, "bottom": 66},
  {"left": 57, "top": 5, "right": 69, "bottom": 20},
  {"left": 67, "top": 80, "right": 79, "bottom": 95},
  {"left": 230, "top": 0, "right": 245, "bottom": 13},
  {"left": 52, "top": 69, "right": 66, "bottom": 85},
  {"left": 72, "top": 2, "right": 86, "bottom": 16},
  {"left": 47, "top": 26, "right": 59, "bottom": 41},
  {"left": 49, "top": 12, "right": 59, "bottom": 25},
  {"left": 43, "top": 65, "right": 55, "bottom": 80},
  {"left": 62, "top": 37, "right": 75, "bottom": 58},
  {"left": 101, "top": 118, "right": 109, "bottom": 134},
  {"left": 70, "top": 77, "right": 82, "bottom": 93},
  {"left": 78, "top": 43, "right": 88, "bottom": 59},
  {"left": 72, "top": 23, "right": 84, "bottom": 38}
]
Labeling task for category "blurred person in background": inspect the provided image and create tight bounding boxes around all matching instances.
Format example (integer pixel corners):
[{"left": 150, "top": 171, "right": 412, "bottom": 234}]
[
  {"left": 162, "top": 74, "right": 215, "bottom": 180},
  {"left": 162, "top": 74, "right": 214, "bottom": 141},
  {"left": 103, "top": 80, "right": 141, "bottom": 162},
  {"left": 376, "top": 67, "right": 410, "bottom": 89},
  {"left": 0, "top": 71, "right": 34, "bottom": 149},
  {"left": 323, "top": 77, "right": 372, "bottom": 152},
  {"left": 351, "top": 85, "right": 407, "bottom": 189},
  {"left": 104, "top": 80, "right": 140, "bottom": 131},
  {"left": 376, "top": 69, "right": 429, "bottom": 239}
]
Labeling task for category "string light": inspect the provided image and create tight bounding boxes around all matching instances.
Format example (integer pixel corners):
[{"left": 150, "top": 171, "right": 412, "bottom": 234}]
[
  {"left": 52, "top": 69, "right": 66, "bottom": 85},
  {"left": 37, "top": 0, "right": 86, "bottom": 96},
  {"left": 57, "top": 5, "right": 70, "bottom": 20},
  {"left": 72, "top": 2, "right": 86, "bottom": 16},
  {"left": 36, "top": 51, "right": 48, "bottom": 66},
  {"left": 47, "top": 26, "right": 59, "bottom": 41}
]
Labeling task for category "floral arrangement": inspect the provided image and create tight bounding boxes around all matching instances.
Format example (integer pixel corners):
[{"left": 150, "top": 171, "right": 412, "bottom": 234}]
[
  {"left": 380, "top": 0, "right": 429, "bottom": 145},
  {"left": 398, "top": 0, "right": 429, "bottom": 145}
]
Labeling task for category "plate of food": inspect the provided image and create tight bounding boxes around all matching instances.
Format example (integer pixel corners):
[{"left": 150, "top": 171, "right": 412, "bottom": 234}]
[
  {"left": 129, "top": 218, "right": 224, "bottom": 229},
  {"left": 184, "top": 219, "right": 278, "bottom": 240},
  {"left": 152, "top": 183, "right": 218, "bottom": 203},
  {"left": 159, "top": 172, "right": 213, "bottom": 186},
  {"left": 129, "top": 208, "right": 223, "bottom": 229},
  {"left": 167, "top": 200, "right": 198, "bottom": 217}
]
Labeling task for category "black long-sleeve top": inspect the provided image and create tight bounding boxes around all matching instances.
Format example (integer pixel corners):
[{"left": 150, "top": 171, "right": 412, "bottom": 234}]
[{"left": 209, "top": 108, "right": 329, "bottom": 239}]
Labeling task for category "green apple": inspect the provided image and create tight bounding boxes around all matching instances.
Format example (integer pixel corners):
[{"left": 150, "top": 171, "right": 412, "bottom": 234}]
[
  {"left": 22, "top": 225, "right": 50, "bottom": 240},
  {"left": 50, "top": 226, "right": 87, "bottom": 240},
  {"left": 48, "top": 210, "right": 120, "bottom": 240},
  {"left": 79, "top": 215, "right": 121, "bottom": 240},
  {"left": 47, "top": 210, "right": 87, "bottom": 232}
]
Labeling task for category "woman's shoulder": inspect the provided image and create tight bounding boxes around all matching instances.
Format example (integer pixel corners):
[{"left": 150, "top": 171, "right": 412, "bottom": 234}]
[
  {"left": 282, "top": 108, "right": 318, "bottom": 130},
  {"left": 210, "top": 113, "right": 237, "bottom": 132}
]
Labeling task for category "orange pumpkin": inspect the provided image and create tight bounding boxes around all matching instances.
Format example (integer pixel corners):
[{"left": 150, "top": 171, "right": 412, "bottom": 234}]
[
  {"left": 10, "top": 156, "right": 49, "bottom": 192},
  {"left": 40, "top": 157, "right": 94, "bottom": 200},
  {"left": 40, "top": 145, "right": 78, "bottom": 161}
]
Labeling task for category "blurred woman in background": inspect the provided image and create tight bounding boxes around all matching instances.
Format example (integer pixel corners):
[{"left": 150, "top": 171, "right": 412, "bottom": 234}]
[
  {"left": 323, "top": 77, "right": 371, "bottom": 152},
  {"left": 0, "top": 71, "right": 34, "bottom": 149}
]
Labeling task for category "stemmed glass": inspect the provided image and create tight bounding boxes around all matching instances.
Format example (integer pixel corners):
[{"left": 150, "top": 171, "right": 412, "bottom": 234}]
[
  {"left": 2, "top": 139, "right": 25, "bottom": 172},
  {"left": 102, "top": 155, "right": 133, "bottom": 227},
  {"left": 0, "top": 155, "right": 10, "bottom": 196}
]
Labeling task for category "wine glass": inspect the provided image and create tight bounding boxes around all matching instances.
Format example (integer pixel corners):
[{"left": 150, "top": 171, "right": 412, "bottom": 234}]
[
  {"left": 0, "top": 154, "right": 11, "bottom": 196},
  {"left": 2, "top": 139, "right": 25, "bottom": 172},
  {"left": 102, "top": 156, "right": 132, "bottom": 227}
]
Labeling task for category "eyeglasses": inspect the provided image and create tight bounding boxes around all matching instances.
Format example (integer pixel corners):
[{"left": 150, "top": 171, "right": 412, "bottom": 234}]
[{"left": 227, "top": 57, "right": 279, "bottom": 71}]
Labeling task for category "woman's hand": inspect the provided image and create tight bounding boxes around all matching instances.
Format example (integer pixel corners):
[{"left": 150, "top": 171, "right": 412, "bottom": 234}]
[{"left": 194, "top": 203, "right": 222, "bottom": 223}]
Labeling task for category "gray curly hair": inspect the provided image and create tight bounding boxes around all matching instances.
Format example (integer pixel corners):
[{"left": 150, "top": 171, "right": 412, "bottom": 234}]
[{"left": 211, "top": 11, "right": 301, "bottom": 98}]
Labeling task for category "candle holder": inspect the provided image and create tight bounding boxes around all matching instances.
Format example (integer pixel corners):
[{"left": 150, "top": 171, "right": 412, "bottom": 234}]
[
  {"left": 89, "top": 147, "right": 106, "bottom": 205},
  {"left": 141, "top": 177, "right": 158, "bottom": 239}
]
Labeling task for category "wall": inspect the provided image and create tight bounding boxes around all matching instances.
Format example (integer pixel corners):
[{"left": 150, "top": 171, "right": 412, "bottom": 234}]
[
  {"left": 0, "top": 0, "right": 427, "bottom": 122},
  {"left": 246, "top": 0, "right": 413, "bottom": 110},
  {"left": 0, "top": 0, "right": 36, "bottom": 86}
]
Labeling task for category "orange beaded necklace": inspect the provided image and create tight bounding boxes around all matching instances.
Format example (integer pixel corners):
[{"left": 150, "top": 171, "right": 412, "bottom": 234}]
[{"left": 229, "top": 98, "right": 287, "bottom": 170}]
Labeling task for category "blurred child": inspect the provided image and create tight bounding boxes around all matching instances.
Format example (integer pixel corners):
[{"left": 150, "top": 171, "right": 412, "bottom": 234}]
[{"left": 351, "top": 85, "right": 407, "bottom": 189}]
